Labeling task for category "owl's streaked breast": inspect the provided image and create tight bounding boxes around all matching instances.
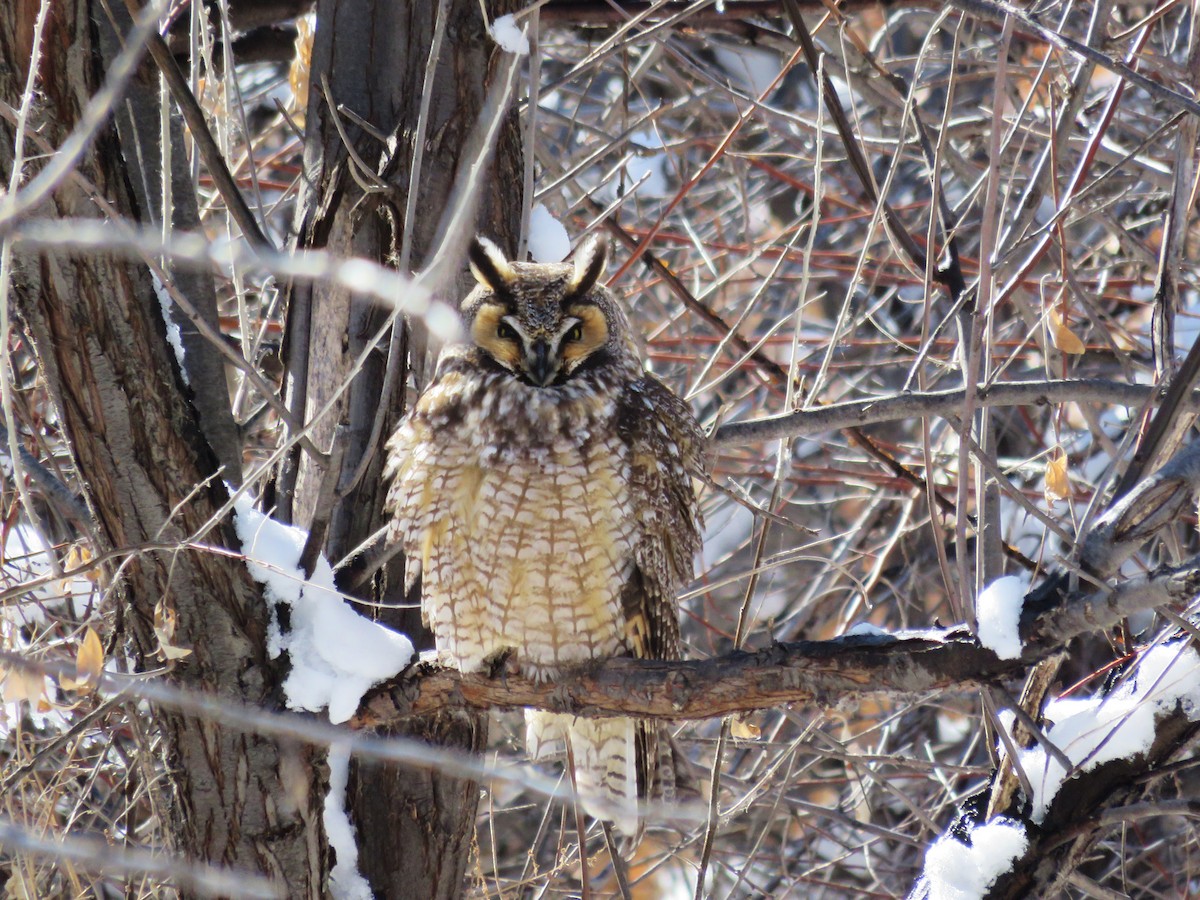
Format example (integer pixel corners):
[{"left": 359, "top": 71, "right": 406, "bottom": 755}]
[{"left": 386, "top": 372, "right": 638, "bottom": 678}]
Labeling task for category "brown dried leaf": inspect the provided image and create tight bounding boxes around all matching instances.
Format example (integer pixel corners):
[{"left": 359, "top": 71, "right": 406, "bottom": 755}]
[
  {"left": 0, "top": 663, "right": 46, "bottom": 704},
  {"left": 61, "top": 626, "right": 104, "bottom": 692},
  {"left": 289, "top": 17, "right": 314, "bottom": 116},
  {"left": 731, "top": 715, "right": 761, "bottom": 740},
  {"left": 64, "top": 543, "right": 101, "bottom": 585},
  {"left": 154, "top": 599, "right": 193, "bottom": 661},
  {"left": 1045, "top": 448, "right": 1071, "bottom": 502},
  {"left": 1049, "top": 308, "right": 1086, "bottom": 354}
]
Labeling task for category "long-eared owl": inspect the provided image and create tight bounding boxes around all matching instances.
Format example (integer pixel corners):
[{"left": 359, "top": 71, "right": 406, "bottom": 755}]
[{"left": 383, "top": 235, "right": 706, "bottom": 834}]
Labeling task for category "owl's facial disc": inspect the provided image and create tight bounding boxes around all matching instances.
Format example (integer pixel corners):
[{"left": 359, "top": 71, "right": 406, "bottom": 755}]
[
  {"left": 558, "top": 304, "right": 608, "bottom": 377},
  {"left": 519, "top": 318, "right": 578, "bottom": 387},
  {"left": 471, "top": 299, "right": 609, "bottom": 387}
]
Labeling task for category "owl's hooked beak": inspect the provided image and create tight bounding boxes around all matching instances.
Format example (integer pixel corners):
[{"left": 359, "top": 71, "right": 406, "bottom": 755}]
[{"left": 527, "top": 339, "right": 557, "bottom": 386}]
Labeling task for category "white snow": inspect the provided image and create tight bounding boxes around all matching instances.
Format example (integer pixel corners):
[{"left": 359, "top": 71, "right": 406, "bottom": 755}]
[
  {"left": 920, "top": 817, "right": 1028, "bottom": 900},
  {"left": 1, "top": 526, "right": 94, "bottom": 627},
  {"left": 976, "top": 576, "right": 1025, "bottom": 660},
  {"left": 233, "top": 493, "right": 418, "bottom": 900},
  {"left": 844, "top": 622, "right": 888, "bottom": 637},
  {"left": 324, "top": 742, "right": 374, "bottom": 900},
  {"left": 626, "top": 129, "right": 669, "bottom": 197},
  {"left": 150, "top": 271, "right": 189, "bottom": 386},
  {"left": 1010, "top": 641, "right": 1200, "bottom": 822},
  {"left": 489, "top": 14, "right": 529, "bottom": 55},
  {"left": 711, "top": 43, "right": 781, "bottom": 97},
  {"left": 231, "top": 493, "right": 414, "bottom": 724},
  {"left": 925, "top": 642, "right": 1200, "bottom": 894},
  {"left": 528, "top": 205, "right": 570, "bottom": 263}
]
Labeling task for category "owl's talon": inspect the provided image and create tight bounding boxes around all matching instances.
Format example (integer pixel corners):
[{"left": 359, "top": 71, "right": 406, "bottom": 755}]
[
  {"left": 417, "top": 648, "right": 440, "bottom": 666},
  {"left": 484, "top": 648, "right": 516, "bottom": 680}
]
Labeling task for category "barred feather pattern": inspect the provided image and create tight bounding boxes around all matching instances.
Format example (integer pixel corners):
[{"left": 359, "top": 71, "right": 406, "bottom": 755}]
[{"left": 384, "top": 242, "right": 705, "bottom": 834}]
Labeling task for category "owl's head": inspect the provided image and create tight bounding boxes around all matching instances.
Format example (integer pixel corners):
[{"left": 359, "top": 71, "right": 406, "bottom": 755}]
[{"left": 461, "top": 235, "right": 633, "bottom": 387}]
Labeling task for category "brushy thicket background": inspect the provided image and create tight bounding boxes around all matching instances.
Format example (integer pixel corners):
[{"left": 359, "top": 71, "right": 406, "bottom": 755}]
[{"left": 4, "top": 2, "right": 1200, "bottom": 897}]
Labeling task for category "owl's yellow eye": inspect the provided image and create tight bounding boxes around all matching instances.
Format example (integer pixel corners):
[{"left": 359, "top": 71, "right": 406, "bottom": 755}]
[
  {"left": 497, "top": 321, "right": 518, "bottom": 341},
  {"left": 565, "top": 323, "right": 583, "bottom": 342}
]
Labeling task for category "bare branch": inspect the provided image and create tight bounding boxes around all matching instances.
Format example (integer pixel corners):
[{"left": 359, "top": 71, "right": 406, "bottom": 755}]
[
  {"left": 949, "top": 0, "right": 1200, "bottom": 120},
  {"left": 353, "top": 631, "right": 1004, "bottom": 726},
  {"left": 0, "top": 819, "right": 281, "bottom": 900},
  {"left": 713, "top": 379, "right": 1171, "bottom": 447},
  {"left": 121, "top": 0, "right": 275, "bottom": 249}
]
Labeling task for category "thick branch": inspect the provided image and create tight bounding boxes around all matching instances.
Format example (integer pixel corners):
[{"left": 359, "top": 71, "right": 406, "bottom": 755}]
[
  {"left": 352, "top": 630, "right": 1005, "bottom": 726},
  {"left": 355, "top": 551, "right": 1200, "bottom": 728},
  {"left": 0, "top": 5, "right": 321, "bottom": 891}
]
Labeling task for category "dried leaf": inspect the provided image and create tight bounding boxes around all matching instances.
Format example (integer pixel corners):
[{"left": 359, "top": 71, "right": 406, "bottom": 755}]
[
  {"left": 1049, "top": 308, "right": 1086, "bottom": 354},
  {"left": 154, "top": 599, "right": 193, "bottom": 662},
  {"left": 159, "top": 643, "right": 193, "bottom": 662},
  {"left": 0, "top": 664, "right": 46, "bottom": 704},
  {"left": 64, "top": 543, "right": 101, "bottom": 585},
  {"left": 61, "top": 627, "right": 104, "bottom": 692},
  {"left": 731, "top": 715, "right": 761, "bottom": 740},
  {"left": 1045, "top": 448, "right": 1071, "bottom": 502},
  {"left": 77, "top": 626, "right": 103, "bottom": 682},
  {"left": 289, "top": 17, "right": 314, "bottom": 116},
  {"left": 4, "top": 864, "right": 36, "bottom": 900}
]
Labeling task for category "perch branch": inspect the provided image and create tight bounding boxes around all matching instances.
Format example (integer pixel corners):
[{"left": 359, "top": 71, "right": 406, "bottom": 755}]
[{"left": 353, "top": 549, "right": 1200, "bottom": 728}]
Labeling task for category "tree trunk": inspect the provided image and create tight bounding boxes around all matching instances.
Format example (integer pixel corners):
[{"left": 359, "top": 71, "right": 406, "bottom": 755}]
[
  {"left": 1, "top": 2, "right": 324, "bottom": 894},
  {"left": 96, "top": 2, "right": 243, "bottom": 483},
  {"left": 284, "top": 1, "right": 522, "bottom": 896}
]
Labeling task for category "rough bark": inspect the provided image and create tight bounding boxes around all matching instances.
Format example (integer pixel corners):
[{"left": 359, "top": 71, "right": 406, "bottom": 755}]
[
  {"left": 284, "top": 1, "right": 521, "bottom": 896},
  {"left": 1, "top": 2, "right": 323, "bottom": 894},
  {"left": 354, "top": 632, "right": 1004, "bottom": 725},
  {"left": 97, "top": 3, "right": 244, "bottom": 483}
]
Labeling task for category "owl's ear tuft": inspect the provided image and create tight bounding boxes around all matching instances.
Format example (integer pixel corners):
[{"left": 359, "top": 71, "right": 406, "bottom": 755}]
[
  {"left": 566, "top": 235, "right": 608, "bottom": 297},
  {"left": 469, "top": 236, "right": 517, "bottom": 293}
]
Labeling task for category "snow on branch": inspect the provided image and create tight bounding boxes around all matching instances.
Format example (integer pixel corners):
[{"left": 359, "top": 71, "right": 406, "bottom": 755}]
[{"left": 912, "top": 644, "right": 1200, "bottom": 900}]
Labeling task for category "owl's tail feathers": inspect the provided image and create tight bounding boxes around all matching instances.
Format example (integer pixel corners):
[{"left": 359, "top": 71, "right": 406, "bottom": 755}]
[
  {"left": 527, "top": 711, "right": 640, "bottom": 837},
  {"left": 527, "top": 713, "right": 700, "bottom": 840},
  {"left": 638, "top": 721, "right": 702, "bottom": 808}
]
